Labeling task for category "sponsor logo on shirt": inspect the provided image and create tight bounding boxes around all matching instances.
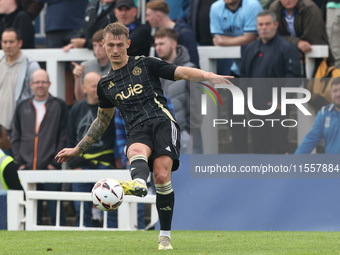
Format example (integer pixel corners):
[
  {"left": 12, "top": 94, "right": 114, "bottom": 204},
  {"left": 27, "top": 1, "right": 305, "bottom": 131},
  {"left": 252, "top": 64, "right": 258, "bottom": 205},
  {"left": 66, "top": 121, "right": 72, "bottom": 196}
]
[{"left": 115, "top": 84, "right": 143, "bottom": 102}]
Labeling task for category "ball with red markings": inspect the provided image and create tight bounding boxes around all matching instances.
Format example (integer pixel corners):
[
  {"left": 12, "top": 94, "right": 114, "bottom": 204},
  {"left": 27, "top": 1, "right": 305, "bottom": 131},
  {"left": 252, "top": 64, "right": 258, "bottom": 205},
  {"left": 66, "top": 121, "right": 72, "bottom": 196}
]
[{"left": 91, "top": 178, "right": 124, "bottom": 211}]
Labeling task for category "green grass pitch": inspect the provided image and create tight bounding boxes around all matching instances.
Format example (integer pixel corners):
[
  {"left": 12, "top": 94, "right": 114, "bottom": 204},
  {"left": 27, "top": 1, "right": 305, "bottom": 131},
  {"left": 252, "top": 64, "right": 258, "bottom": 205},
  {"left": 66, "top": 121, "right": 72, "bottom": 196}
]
[{"left": 1, "top": 230, "right": 340, "bottom": 254}]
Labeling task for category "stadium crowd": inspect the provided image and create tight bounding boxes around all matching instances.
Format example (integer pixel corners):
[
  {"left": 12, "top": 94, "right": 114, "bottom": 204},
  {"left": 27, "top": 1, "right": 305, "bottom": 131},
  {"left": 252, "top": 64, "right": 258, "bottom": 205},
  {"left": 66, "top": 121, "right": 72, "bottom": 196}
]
[{"left": 1, "top": 0, "right": 340, "bottom": 229}]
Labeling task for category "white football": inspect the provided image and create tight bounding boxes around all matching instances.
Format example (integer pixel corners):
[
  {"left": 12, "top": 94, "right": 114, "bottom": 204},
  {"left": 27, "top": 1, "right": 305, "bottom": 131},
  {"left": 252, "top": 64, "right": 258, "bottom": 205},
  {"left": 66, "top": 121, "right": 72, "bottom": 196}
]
[{"left": 91, "top": 178, "right": 124, "bottom": 211}]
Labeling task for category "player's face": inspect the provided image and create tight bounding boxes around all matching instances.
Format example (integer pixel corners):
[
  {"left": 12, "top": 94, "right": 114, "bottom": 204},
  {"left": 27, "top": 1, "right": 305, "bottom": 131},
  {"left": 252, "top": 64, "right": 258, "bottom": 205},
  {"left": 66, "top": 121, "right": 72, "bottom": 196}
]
[
  {"left": 155, "top": 37, "right": 176, "bottom": 62},
  {"left": 146, "top": 8, "right": 159, "bottom": 28},
  {"left": 102, "top": 33, "right": 130, "bottom": 68},
  {"left": 30, "top": 70, "right": 51, "bottom": 100},
  {"left": 114, "top": 6, "right": 137, "bottom": 26},
  {"left": 331, "top": 83, "right": 340, "bottom": 109},
  {"left": 257, "top": 15, "right": 278, "bottom": 43},
  {"left": 280, "top": 0, "right": 299, "bottom": 12},
  {"left": 0, "top": 127, "right": 11, "bottom": 151},
  {"left": 92, "top": 40, "right": 108, "bottom": 62},
  {"left": 1, "top": 31, "right": 22, "bottom": 59}
]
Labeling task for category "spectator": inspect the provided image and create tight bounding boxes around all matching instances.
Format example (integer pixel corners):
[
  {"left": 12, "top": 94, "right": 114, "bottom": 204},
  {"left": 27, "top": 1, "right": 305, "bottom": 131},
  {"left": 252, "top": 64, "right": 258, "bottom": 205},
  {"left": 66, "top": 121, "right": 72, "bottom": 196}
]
[
  {"left": 240, "top": 10, "right": 301, "bottom": 153},
  {"left": 146, "top": 0, "right": 200, "bottom": 68},
  {"left": 295, "top": 77, "right": 340, "bottom": 154},
  {"left": 38, "top": 0, "right": 88, "bottom": 48},
  {"left": 0, "top": 0, "right": 35, "bottom": 49},
  {"left": 63, "top": 0, "right": 117, "bottom": 51},
  {"left": 19, "top": 0, "right": 44, "bottom": 20},
  {"left": 11, "top": 69, "right": 68, "bottom": 226},
  {"left": 154, "top": 28, "right": 202, "bottom": 153},
  {"left": 0, "top": 28, "right": 39, "bottom": 134},
  {"left": 210, "top": 0, "right": 263, "bottom": 76},
  {"left": 0, "top": 124, "right": 23, "bottom": 191},
  {"left": 114, "top": 0, "right": 152, "bottom": 56},
  {"left": 72, "top": 29, "right": 111, "bottom": 102},
  {"left": 187, "top": 0, "right": 215, "bottom": 46},
  {"left": 326, "top": 1, "right": 340, "bottom": 68},
  {"left": 269, "top": 0, "right": 332, "bottom": 72},
  {"left": 38, "top": 0, "right": 88, "bottom": 106},
  {"left": 67, "top": 72, "right": 117, "bottom": 227}
]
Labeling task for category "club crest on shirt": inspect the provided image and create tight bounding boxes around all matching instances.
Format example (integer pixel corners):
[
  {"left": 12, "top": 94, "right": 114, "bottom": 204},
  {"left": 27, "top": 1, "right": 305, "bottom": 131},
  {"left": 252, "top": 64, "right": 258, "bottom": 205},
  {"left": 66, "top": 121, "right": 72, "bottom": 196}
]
[
  {"left": 132, "top": 66, "right": 142, "bottom": 76},
  {"left": 108, "top": 81, "right": 115, "bottom": 90}
]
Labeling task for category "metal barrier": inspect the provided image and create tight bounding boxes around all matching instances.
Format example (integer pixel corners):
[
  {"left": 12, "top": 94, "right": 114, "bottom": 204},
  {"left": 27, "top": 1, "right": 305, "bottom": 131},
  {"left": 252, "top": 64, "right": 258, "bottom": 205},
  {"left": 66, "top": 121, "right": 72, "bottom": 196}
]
[{"left": 8, "top": 170, "right": 157, "bottom": 231}]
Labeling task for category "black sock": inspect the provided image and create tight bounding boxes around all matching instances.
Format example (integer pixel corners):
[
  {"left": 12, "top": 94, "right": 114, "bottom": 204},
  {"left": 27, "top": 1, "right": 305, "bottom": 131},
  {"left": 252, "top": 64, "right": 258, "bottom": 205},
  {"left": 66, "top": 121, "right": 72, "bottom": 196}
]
[
  {"left": 130, "top": 155, "right": 150, "bottom": 182},
  {"left": 156, "top": 182, "right": 174, "bottom": 231}
]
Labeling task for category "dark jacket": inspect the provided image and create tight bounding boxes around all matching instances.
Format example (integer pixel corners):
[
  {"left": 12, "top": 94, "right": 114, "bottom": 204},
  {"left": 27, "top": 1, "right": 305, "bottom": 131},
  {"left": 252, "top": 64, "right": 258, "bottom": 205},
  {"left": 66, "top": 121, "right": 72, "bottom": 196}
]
[
  {"left": 11, "top": 95, "right": 68, "bottom": 170},
  {"left": 187, "top": 0, "right": 214, "bottom": 45},
  {"left": 174, "top": 19, "right": 200, "bottom": 68},
  {"left": 240, "top": 34, "right": 301, "bottom": 109},
  {"left": 0, "top": 5, "right": 35, "bottom": 49},
  {"left": 128, "top": 21, "right": 152, "bottom": 56},
  {"left": 38, "top": 0, "right": 88, "bottom": 32},
  {"left": 269, "top": 0, "right": 329, "bottom": 46},
  {"left": 78, "top": 0, "right": 116, "bottom": 49}
]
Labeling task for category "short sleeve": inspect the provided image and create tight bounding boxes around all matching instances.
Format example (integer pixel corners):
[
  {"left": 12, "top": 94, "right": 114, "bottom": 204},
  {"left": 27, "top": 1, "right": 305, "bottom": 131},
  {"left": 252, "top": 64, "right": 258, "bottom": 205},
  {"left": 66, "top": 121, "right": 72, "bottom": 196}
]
[
  {"left": 146, "top": 57, "right": 177, "bottom": 81},
  {"left": 97, "top": 80, "right": 116, "bottom": 108}
]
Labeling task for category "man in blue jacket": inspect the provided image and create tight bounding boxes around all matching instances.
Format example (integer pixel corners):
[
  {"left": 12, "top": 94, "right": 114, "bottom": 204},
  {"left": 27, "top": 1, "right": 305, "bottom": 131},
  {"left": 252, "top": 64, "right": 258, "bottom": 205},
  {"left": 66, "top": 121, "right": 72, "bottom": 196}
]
[{"left": 295, "top": 77, "right": 340, "bottom": 154}]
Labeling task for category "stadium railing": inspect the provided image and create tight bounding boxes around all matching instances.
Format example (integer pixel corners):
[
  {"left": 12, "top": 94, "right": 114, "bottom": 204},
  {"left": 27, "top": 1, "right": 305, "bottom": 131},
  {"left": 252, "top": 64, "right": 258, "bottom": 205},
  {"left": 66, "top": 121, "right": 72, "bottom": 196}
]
[{"left": 7, "top": 170, "right": 157, "bottom": 231}]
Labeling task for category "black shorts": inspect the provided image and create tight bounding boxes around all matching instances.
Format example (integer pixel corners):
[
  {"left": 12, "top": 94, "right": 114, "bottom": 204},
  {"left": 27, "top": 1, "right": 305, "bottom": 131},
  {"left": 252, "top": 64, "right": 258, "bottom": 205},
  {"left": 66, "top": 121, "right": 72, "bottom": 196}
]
[{"left": 125, "top": 119, "right": 181, "bottom": 171}]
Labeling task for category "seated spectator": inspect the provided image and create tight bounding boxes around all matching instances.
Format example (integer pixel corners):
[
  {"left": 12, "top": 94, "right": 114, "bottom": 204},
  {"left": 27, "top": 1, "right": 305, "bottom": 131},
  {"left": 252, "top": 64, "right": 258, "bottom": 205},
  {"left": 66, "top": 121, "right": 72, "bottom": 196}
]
[
  {"left": 154, "top": 28, "right": 202, "bottom": 153},
  {"left": 295, "top": 78, "right": 340, "bottom": 154},
  {"left": 11, "top": 69, "right": 68, "bottom": 226},
  {"left": 0, "top": 125, "right": 23, "bottom": 191},
  {"left": 63, "top": 0, "right": 117, "bottom": 51},
  {"left": 146, "top": 0, "right": 200, "bottom": 68},
  {"left": 67, "top": 72, "right": 117, "bottom": 228},
  {"left": 114, "top": 0, "right": 152, "bottom": 56},
  {"left": 0, "top": 0, "right": 35, "bottom": 48},
  {"left": 72, "top": 29, "right": 111, "bottom": 102},
  {"left": 0, "top": 28, "right": 39, "bottom": 137},
  {"left": 210, "top": 0, "right": 263, "bottom": 76},
  {"left": 240, "top": 10, "right": 301, "bottom": 154},
  {"left": 269, "top": 0, "right": 333, "bottom": 72}
]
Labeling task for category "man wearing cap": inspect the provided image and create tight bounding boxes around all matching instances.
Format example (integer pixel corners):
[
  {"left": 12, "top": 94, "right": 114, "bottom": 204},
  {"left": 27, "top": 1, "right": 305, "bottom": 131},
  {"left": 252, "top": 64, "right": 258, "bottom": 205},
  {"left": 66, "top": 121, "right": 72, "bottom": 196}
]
[{"left": 114, "top": 0, "right": 152, "bottom": 56}]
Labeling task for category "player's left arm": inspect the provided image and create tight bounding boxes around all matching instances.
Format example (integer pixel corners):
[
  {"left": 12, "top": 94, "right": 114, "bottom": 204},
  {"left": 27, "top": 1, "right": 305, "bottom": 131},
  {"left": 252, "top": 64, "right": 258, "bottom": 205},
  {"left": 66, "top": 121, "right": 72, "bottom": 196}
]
[{"left": 174, "top": 66, "right": 233, "bottom": 85}]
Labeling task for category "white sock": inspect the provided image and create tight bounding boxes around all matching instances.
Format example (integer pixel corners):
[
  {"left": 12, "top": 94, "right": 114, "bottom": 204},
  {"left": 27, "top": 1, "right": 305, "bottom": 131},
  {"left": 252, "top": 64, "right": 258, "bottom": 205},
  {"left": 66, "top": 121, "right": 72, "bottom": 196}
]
[
  {"left": 159, "top": 230, "right": 171, "bottom": 239},
  {"left": 134, "top": 178, "right": 146, "bottom": 186}
]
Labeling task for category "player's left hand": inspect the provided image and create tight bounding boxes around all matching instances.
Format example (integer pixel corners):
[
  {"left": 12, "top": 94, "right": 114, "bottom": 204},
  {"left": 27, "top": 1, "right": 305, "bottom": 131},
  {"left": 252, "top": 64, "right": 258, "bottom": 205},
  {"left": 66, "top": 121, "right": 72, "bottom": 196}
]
[{"left": 55, "top": 147, "right": 80, "bottom": 163}]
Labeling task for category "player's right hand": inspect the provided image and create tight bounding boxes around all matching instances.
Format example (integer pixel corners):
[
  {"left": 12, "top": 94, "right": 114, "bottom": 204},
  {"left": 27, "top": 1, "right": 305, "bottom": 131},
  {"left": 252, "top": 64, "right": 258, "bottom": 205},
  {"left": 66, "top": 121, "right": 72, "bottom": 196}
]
[{"left": 55, "top": 147, "right": 80, "bottom": 163}]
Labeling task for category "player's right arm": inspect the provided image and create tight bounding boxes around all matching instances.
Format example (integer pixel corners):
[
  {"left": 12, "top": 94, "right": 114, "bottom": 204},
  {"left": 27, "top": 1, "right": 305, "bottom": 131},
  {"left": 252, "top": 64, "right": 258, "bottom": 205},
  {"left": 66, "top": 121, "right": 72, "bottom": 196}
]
[{"left": 55, "top": 107, "right": 115, "bottom": 163}]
